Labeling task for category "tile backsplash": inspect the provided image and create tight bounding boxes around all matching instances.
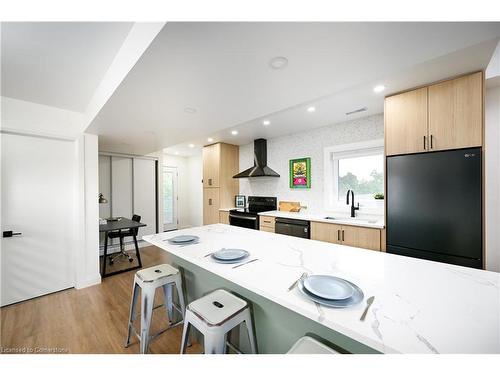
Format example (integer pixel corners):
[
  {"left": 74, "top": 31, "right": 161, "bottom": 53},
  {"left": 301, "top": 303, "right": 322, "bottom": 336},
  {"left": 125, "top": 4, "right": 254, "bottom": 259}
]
[{"left": 238, "top": 114, "right": 384, "bottom": 212}]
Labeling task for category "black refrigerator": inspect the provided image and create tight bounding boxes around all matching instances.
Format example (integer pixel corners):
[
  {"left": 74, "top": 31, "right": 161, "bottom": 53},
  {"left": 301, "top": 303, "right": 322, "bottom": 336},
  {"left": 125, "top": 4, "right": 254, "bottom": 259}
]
[{"left": 386, "top": 147, "right": 482, "bottom": 269}]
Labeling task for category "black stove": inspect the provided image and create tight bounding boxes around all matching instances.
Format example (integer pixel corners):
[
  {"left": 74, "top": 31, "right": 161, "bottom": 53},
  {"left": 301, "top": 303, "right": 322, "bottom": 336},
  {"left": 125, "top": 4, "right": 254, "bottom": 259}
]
[{"left": 229, "top": 196, "right": 277, "bottom": 230}]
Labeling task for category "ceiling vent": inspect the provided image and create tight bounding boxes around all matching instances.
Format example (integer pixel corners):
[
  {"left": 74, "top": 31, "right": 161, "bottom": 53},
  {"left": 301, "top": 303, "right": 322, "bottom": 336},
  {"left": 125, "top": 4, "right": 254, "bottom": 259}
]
[{"left": 345, "top": 107, "right": 368, "bottom": 116}]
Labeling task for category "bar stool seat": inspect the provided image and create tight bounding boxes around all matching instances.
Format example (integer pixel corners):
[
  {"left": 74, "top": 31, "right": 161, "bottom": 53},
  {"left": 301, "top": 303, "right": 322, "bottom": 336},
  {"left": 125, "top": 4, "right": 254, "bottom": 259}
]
[
  {"left": 180, "top": 289, "right": 257, "bottom": 354},
  {"left": 125, "top": 263, "right": 186, "bottom": 354}
]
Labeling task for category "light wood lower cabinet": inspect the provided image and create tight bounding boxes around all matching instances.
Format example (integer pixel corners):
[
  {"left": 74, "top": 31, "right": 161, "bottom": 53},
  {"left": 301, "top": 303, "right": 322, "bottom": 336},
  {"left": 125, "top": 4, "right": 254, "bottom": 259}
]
[
  {"left": 259, "top": 215, "right": 275, "bottom": 233},
  {"left": 203, "top": 188, "right": 220, "bottom": 225},
  {"left": 341, "top": 225, "right": 381, "bottom": 251},
  {"left": 310, "top": 221, "right": 342, "bottom": 244},
  {"left": 219, "top": 210, "right": 229, "bottom": 225},
  {"left": 311, "top": 221, "right": 382, "bottom": 251}
]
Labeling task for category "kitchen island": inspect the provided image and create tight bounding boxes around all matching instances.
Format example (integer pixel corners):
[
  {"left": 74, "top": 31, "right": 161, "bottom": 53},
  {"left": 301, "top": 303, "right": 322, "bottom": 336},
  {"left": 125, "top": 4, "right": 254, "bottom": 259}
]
[{"left": 143, "top": 224, "right": 499, "bottom": 354}]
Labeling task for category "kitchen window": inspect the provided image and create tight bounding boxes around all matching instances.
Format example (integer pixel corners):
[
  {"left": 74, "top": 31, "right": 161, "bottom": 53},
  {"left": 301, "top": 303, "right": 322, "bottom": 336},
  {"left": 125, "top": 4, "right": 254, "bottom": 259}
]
[{"left": 324, "top": 140, "right": 384, "bottom": 212}]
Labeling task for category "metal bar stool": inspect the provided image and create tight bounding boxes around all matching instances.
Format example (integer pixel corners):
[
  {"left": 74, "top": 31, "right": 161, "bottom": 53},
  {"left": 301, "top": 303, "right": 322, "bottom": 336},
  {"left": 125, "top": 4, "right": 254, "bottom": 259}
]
[
  {"left": 180, "top": 289, "right": 257, "bottom": 354},
  {"left": 125, "top": 264, "right": 186, "bottom": 354}
]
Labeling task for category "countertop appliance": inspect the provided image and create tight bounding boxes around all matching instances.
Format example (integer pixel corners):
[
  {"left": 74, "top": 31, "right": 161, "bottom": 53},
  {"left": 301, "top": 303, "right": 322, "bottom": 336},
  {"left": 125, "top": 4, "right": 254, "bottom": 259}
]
[
  {"left": 229, "top": 196, "right": 277, "bottom": 230},
  {"left": 275, "top": 217, "right": 310, "bottom": 239},
  {"left": 386, "top": 147, "right": 482, "bottom": 269}
]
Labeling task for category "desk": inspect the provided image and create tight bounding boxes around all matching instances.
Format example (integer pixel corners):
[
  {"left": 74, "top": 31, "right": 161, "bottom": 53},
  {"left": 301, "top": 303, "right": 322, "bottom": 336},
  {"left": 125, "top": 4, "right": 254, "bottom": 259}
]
[{"left": 99, "top": 218, "right": 146, "bottom": 278}]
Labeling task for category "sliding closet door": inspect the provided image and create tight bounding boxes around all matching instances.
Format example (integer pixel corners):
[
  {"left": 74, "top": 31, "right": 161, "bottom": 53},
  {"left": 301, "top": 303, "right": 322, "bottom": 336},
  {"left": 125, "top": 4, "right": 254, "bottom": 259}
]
[
  {"left": 111, "top": 156, "right": 133, "bottom": 219},
  {"left": 133, "top": 158, "right": 157, "bottom": 239}
]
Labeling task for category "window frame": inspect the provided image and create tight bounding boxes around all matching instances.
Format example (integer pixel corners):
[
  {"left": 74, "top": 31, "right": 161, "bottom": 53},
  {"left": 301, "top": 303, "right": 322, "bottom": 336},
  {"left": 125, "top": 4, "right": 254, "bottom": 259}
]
[{"left": 323, "top": 140, "right": 384, "bottom": 214}]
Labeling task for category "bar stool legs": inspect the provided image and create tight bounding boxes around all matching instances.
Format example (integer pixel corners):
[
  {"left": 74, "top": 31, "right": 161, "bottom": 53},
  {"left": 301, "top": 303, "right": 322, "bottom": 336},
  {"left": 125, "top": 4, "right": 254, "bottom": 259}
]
[{"left": 125, "top": 264, "right": 186, "bottom": 354}]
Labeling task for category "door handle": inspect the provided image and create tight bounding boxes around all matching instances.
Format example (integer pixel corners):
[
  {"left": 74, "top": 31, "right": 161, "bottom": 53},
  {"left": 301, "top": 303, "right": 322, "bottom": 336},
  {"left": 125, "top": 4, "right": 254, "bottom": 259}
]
[
  {"left": 3, "top": 231, "right": 22, "bottom": 238},
  {"left": 342, "top": 230, "right": 345, "bottom": 242},
  {"left": 430, "top": 134, "right": 433, "bottom": 149},
  {"left": 208, "top": 178, "right": 212, "bottom": 186},
  {"left": 423, "top": 135, "right": 426, "bottom": 150},
  {"left": 208, "top": 198, "right": 213, "bottom": 205},
  {"left": 337, "top": 229, "right": 340, "bottom": 241}
]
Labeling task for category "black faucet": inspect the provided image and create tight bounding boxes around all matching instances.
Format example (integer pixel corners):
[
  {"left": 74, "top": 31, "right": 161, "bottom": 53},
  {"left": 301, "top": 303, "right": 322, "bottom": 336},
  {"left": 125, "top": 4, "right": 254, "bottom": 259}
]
[{"left": 346, "top": 189, "right": 359, "bottom": 218}]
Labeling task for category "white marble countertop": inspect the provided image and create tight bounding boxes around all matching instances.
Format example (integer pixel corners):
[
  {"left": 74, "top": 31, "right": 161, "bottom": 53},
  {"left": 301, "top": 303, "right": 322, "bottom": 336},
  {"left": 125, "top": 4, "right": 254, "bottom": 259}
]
[
  {"left": 259, "top": 210, "right": 385, "bottom": 229},
  {"left": 144, "top": 224, "right": 499, "bottom": 353}
]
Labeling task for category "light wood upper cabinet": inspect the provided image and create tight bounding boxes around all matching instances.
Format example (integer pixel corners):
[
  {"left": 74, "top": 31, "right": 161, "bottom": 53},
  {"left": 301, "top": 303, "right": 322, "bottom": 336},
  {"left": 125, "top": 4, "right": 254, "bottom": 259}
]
[
  {"left": 203, "top": 144, "right": 221, "bottom": 188},
  {"left": 385, "top": 72, "right": 484, "bottom": 156},
  {"left": 341, "top": 225, "right": 381, "bottom": 251},
  {"left": 385, "top": 87, "right": 428, "bottom": 156},
  {"left": 428, "top": 71, "right": 483, "bottom": 151},
  {"left": 202, "top": 143, "right": 239, "bottom": 225},
  {"left": 311, "top": 222, "right": 342, "bottom": 244},
  {"left": 203, "top": 188, "right": 220, "bottom": 225}
]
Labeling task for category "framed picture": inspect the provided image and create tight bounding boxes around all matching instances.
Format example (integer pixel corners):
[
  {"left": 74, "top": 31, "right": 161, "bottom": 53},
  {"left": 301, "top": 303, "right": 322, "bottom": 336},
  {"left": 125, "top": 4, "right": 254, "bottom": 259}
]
[{"left": 289, "top": 157, "right": 311, "bottom": 189}]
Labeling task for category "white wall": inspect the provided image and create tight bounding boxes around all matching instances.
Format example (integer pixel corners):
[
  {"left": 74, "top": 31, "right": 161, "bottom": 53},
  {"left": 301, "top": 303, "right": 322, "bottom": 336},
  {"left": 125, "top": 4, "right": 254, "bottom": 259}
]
[
  {"left": 163, "top": 153, "right": 203, "bottom": 229},
  {"left": 238, "top": 114, "right": 384, "bottom": 212},
  {"left": 1, "top": 96, "right": 84, "bottom": 138},
  {"left": 187, "top": 154, "right": 203, "bottom": 227},
  {"left": 76, "top": 133, "right": 101, "bottom": 288},
  {"left": 485, "top": 85, "right": 500, "bottom": 272}
]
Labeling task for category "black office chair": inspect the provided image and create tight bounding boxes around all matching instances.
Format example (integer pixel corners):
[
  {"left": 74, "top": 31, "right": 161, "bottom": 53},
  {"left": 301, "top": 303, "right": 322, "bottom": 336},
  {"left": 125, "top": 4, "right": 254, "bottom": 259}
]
[{"left": 108, "top": 214, "right": 141, "bottom": 265}]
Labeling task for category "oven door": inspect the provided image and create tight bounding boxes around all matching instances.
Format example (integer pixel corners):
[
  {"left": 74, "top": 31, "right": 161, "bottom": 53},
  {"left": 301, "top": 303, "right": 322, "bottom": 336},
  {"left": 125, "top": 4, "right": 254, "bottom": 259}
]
[{"left": 229, "top": 213, "right": 258, "bottom": 230}]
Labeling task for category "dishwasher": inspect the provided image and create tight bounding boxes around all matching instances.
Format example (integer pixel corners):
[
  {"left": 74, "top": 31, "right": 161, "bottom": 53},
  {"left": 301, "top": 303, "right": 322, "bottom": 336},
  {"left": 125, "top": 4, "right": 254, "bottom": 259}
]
[{"left": 274, "top": 217, "right": 310, "bottom": 239}]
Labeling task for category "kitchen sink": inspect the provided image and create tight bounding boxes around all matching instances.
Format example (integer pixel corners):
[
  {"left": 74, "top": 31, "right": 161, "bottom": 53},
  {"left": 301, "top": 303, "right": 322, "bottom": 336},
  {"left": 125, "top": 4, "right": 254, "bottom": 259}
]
[{"left": 323, "top": 216, "right": 379, "bottom": 224}]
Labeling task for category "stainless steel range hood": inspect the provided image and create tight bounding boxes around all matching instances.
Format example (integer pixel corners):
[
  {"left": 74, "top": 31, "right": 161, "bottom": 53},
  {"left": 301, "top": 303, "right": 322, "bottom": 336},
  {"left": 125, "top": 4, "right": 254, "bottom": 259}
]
[{"left": 233, "top": 138, "right": 280, "bottom": 178}]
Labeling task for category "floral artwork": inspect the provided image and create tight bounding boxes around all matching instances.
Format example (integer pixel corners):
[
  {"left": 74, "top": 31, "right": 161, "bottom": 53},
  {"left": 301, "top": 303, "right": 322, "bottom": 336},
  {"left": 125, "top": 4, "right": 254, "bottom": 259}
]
[{"left": 289, "top": 158, "right": 311, "bottom": 189}]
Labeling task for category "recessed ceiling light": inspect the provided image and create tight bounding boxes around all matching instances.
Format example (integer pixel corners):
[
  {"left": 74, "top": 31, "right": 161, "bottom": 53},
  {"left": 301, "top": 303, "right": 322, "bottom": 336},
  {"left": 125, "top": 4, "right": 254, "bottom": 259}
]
[
  {"left": 231, "top": 130, "right": 239, "bottom": 135},
  {"left": 307, "top": 106, "right": 316, "bottom": 113},
  {"left": 174, "top": 151, "right": 179, "bottom": 155},
  {"left": 188, "top": 144, "right": 195, "bottom": 148},
  {"left": 262, "top": 120, "right": 271, "bottom": 126},
  {"left": 184, "top": 107, "right": 197, "bottom": 114},
  {"left": 269, "top": 56, "right": 288, "bottom": 70},
  {"left": 207, "top": 137, "right": 214, "bottom": 142},
  {"left": 373, "top": 85, "right": 385, "bottom": 93}
]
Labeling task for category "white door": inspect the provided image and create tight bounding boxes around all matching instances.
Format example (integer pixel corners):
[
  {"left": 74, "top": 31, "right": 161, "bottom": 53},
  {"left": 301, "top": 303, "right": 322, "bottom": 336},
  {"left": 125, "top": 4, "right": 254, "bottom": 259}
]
[
  {"left": 1, "top": 133, "right": 75, "bottom": 306},
  {"left": 163, "top": 166, "right": 178, "bottom": 231}
]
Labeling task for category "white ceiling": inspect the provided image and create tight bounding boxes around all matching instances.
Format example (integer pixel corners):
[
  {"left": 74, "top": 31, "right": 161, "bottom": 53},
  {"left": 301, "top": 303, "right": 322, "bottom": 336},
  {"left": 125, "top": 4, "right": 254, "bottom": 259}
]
[
  {"left": 87, "top": 22, "right": 500, "bottom": 155},
  {"left": 1, "top": 22, "right": 133, "bottom": 112}
]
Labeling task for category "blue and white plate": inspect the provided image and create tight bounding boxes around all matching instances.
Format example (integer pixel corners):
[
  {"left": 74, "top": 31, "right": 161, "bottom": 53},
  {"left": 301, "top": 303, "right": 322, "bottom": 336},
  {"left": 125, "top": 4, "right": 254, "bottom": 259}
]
[
  {"left": 212, "top": 248, "right": 249, "bottom": 261},
  {"left": 167, "top": 235, "right": 199, "bottom": 244},
  {"left": 303, "top": 275, "right": 354, "bottom": 300},
  {"left": 298, "top": 278, "right": 364, "bottom": 308}
]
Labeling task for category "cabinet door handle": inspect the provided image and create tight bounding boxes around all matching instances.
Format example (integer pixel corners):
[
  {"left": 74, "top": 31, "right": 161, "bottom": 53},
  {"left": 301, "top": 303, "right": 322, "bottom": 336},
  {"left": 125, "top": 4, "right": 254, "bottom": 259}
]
[
  {"left": 208, "top": 178, "right": 212, "bottom": 186},
  {"left": 430, "top": 134, "right": 433, "bottom": 149},
  {"left": 342, "top": 229, "right": 345, "bottom": 242},
  {"left": 208, "top": 198, "right": 212, "bottom": 205},
  {"left": 337, "top": 229, "right": 340, "bottom": 241},
  {"left": 423, "top": 135, "right": 426, "bottom": 150}
]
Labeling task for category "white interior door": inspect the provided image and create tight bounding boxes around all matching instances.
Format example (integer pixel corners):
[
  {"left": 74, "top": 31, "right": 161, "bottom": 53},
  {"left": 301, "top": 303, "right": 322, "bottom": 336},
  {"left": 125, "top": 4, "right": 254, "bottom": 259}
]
[
  {"left": 1, "top": 133, "right": 76, "bottom": 306},
  {"left": 163, "top": 166, "right": 178, "bottom": 231}
]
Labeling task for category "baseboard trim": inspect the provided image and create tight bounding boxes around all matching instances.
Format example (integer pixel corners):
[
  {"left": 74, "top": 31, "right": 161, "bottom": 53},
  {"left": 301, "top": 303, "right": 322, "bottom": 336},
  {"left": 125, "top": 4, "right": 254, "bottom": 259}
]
[{"left": 75, "top": 275, "right": 101, "bottom": 289}]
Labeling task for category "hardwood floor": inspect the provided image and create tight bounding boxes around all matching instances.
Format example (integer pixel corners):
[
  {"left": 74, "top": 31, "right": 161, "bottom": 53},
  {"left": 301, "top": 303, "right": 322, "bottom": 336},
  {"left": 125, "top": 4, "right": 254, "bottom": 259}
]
[{"left": 0, "top": 246, "right": 202, "bottom": 354}]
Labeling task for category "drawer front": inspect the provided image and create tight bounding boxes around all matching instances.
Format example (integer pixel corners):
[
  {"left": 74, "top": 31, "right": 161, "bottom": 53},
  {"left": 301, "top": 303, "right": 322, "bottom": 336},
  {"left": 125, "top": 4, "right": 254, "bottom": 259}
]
[
  {"left": 259, "top": 215, "right": 276, "bottom": 228},
  {"left": 260, "top": 226, "right": 275, "bottom": 233}
]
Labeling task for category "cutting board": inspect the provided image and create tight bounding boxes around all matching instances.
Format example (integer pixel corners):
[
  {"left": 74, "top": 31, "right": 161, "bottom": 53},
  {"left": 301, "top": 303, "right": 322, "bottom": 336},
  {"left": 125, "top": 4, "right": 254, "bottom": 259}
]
[{"left": 279, "top": 201, "right": 301, "bottom": 212}]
